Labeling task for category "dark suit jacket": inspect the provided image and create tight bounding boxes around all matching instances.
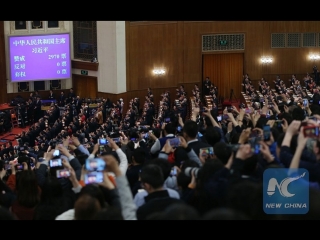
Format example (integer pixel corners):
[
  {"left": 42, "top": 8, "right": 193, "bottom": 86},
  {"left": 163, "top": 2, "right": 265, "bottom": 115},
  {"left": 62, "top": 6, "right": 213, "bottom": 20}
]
[{"left": 48, "top": 93, "right": 56, "bottom": 100}]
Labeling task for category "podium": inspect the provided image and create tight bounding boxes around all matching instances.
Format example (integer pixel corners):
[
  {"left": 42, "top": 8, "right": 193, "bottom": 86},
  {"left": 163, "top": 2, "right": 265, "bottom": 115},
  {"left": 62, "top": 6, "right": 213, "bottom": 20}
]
[{"left": 41, "top": 99, "right": 57, "bottom": 110}]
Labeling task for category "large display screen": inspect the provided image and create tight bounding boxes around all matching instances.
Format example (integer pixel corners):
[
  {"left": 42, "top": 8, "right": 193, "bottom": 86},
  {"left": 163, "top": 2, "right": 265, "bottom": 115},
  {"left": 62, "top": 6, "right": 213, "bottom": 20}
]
[{"left": 8, "top": 33, "right": 71, "bottom": 82}]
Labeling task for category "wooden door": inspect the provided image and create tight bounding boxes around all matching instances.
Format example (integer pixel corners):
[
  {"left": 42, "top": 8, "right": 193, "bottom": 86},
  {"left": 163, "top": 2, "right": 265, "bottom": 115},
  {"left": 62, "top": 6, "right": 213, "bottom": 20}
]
[
  {"left": 72, "top": 74, "right": 98, "bottom": 99},
  {"left": 202, "top": 53, "right": 244, "bottom": 102}
]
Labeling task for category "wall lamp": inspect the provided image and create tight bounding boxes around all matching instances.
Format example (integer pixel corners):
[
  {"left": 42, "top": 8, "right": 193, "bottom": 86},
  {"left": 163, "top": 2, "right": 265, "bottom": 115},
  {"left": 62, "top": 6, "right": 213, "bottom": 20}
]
[
  {"left": 153, "top": 69, "right": 166, "bottom": 75},
  {"left": 309, "top": 54, "right": 320, "bottom": 60},
  {"left": 261, "top": 57, "right": 273, "bottom": 64}
]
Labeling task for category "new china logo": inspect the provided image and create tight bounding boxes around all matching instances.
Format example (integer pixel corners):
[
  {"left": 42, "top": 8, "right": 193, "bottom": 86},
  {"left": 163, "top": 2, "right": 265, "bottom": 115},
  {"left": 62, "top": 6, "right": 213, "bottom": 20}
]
[{"left": 263, "top": 168, "right": 309, "bottom": 214}]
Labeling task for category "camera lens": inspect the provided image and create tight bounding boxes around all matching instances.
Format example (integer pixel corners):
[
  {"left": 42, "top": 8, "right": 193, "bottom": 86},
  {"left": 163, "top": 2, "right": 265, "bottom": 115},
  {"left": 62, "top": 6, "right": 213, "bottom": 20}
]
[{"left": 184, "top": 167, "right": 200, "bottom": 178}]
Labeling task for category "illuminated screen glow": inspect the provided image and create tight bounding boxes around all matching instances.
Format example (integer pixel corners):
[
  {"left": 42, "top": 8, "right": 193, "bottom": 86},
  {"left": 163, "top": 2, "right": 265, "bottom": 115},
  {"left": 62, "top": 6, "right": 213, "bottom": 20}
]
[{"left": 8, "top": 33, "right": 71, "bottom": 82}]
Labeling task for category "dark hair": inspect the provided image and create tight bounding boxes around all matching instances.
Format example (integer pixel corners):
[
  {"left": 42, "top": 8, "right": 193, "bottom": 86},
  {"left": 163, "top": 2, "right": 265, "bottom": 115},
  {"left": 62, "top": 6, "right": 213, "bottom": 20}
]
[
  {"left": 255, "top": 117, "right": 268, "bottom": 130},
  {"left": 93, "top": 207, "right": 124, "bottom": 220},
  {"left": 132, "top": 148, "right": 146, "bottom": 164},
  {"left": 183, "top": 120, "right": 198, "bottom": 139},
  {"left": 79, "top": 184, "right": 106, "bottom": 208},
  {"left": 214, "top": 142, "right": 232, "bottom": 165},
  {"left": 74, "top": 194, "right": 101, "bottom": 220},
  {"left": 226, "top": 181, "right": 270, "bottom": 220},
  {"left": 164, "top": 123, "right": 176, "bottom": 135},
  {"left": 161, "top": 203, "right": 200, "bottom": 220},
  {"left": 33, "top": 176, "right": 73, "bottom": 220},
  {"left": 140, "top": 164, "right": 164, "bottom": 189},
  {"left": 16, "top": 170, "right": 40, "bottom": 208},
  {"left": 292, "top": 107, "right": 305, "bottom": 121},
  {"left": 202, "top": 208, "right": 250, "bottom": 220},
  {"left": 204, "top": 126, "right": 221, "bottom": 147},
  {"left": 190, "top": 159, "right": 228, "bottom": 215},
  {"left": 240, "top": 154, "right": 258, "bottom": 176},
  {"left": 148, "top": 158, "right": 172, "bottom": 180}
]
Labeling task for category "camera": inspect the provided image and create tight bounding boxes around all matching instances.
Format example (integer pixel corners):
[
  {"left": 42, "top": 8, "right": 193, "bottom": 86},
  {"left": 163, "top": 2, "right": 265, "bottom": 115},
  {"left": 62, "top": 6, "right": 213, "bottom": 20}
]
[{"left": 184, "top": 167, "right": 200, "bottom": 178}]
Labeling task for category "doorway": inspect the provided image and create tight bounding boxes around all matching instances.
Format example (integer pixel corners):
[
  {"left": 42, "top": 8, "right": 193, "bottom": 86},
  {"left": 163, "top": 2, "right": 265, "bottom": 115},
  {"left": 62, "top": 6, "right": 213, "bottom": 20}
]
[{"left": 202, "top": 53, "right": 244, "bottom": 103}]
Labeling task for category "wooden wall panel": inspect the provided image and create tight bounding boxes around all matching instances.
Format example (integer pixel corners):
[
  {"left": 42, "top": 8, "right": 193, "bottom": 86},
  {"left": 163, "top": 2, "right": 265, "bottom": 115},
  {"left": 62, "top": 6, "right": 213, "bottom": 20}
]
[
  {"left": 3, "top": 21, "right": 320, "bottom": 112},
  {"left": 127, "top": 22, "right": 181, "bottom": 91},
  {"left": 127, "top": 21, "right": 320, "bottom": 92}
]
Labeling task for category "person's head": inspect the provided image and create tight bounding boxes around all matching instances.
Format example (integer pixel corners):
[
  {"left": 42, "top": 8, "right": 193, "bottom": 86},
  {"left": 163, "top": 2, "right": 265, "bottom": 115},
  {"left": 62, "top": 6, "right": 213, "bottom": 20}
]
[
  {"left": 226, "top": 181, "right": 269, "bottom": 220},
  {"left": 240, "top": 154, "right": 258, "bottom": 176},
  {"left": 164, "top": 123, "right": 176, "bottom": 135},
  {"left": 74, "top": 194, "right": 102, "bottom": 220},
  {"left": 148, "top": 158, "right": 172, "bottom": 180},
  {"left": 292, "top": 107, "right": 305, "bottom": 121},
  {"left": 159, "top": 203, "right": 200, "bottom": 220},
  {"left": 213, "top": 142, "right": 232, "bottom": 165},
  {"left": 140, "top": 164, "right": 164, "bottom": 192},
  {"left": 202, "top": 208, "right": 250, "bottom": 220},
  {"left": 40, "top": 176, "right": 63, "bottom": 202},
  {"left": 93, "top": 207, "right": 124, "bottom": 220},
  {"left": 204, "top": 126, "right": 221, "bottom": 147},
  {"left": 16, "top": 170, "right": 40, "bottom": 208},
  {"left": 78, "top": 184, "right": 106, "bottom": 209},
  {"left": 255, "top": 117, "right": 268, "bottom": 130},
  {"left": 183, "top": 120, "right": 198, "bottom": 141},
  {"left": 132, "top": 147, "right": 146, "bottom": 164}
]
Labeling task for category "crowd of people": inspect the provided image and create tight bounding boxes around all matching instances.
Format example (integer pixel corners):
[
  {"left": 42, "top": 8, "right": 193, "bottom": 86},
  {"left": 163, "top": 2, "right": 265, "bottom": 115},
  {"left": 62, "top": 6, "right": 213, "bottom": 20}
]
[{"left": 1, "top": 70, "right": 320, "bottom": 220}]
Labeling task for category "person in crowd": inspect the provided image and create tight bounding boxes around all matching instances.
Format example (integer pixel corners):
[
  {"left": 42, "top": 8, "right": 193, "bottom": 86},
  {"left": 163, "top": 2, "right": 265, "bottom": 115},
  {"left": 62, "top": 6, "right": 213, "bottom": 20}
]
[{"left": 2, "top": 78, "right": 320, "bottom": 221}]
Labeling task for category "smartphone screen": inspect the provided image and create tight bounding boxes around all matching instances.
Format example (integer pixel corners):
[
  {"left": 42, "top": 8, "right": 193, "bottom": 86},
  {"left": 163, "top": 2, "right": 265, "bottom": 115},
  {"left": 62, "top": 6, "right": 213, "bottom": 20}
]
[
  {"left": 165, "top": 118, "right": 171, "bottom": 123},
  {"left": 169, "top": 137, "right": 180, "bottom": 148},
  {"left": 99, "top": 138, "right": 108, "bottom": 145},
  {"left": 177, "top": 126, "right": 182, "bottom": 132},
  {"left": 49, "top": 159, "right": 62, "bottom": 168},
  {"left": 217, "top": 116, "right": 222, "bottom": 122},
  {"left": 112, "top": 137, "right": 120, "bottom": 143},
  {"left": 84, "top": 172, "right": 104, "bottom": 184},
  {"left": 15, "top": 164, "right": 24, "bottom": 170},
  {"left": 249, "top": 130, "right": 259, "bottom": 138},
  {"left": 248, "top": 138, "right": 260, "bottom": 154},
  {"left": 56, "top": 169, "right": 71, "bottom": 178},
  {"left": 263, "top": 125, "right": 271, "bottom": 141},
  {"left": 200, "top": 147, "right": 214, "bottom": 156},
  {"left": 170, "top": 168, "right": 177, "bottom": 176},
  {"left": 53, "top": 149, "right": 60, "bottom": 156},
  {"left": 85, "top": 158, "right": 106, "bottom": 171},
  {"left": 303, "top": 98, "right": 308, "bottom": 107},
  {"left": 303, "top": 126, "right": 320, "bottom": 138},
  {"left": 275, "top": 120, "right": 283, "bottom": 128},
  {"left": 99, "top": 145, "right": 105, "bottom": 154},
  {"left": 223, "top": 115, "right": 229, "bottom": 120}
]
